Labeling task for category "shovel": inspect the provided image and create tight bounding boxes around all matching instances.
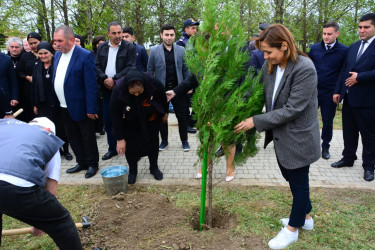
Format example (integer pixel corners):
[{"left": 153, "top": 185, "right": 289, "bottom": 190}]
[{"left": 2, "top": 216, "right": 91, "bottom": 236}]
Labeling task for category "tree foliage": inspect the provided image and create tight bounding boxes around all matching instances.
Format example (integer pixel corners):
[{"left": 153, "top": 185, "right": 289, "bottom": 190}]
[{"left": 186, "top": 0, "right": 264, "bottom": 167}]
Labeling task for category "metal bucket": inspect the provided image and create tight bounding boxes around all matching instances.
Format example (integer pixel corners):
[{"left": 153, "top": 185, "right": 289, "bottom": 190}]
[{"left": 100, "top": 165, "right": 129, "bottom": 196}]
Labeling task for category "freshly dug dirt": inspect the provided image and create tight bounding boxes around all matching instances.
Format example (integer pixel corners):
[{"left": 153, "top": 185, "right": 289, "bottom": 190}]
[{"left": 80, "top": 190, "right": 267, "bottom": 249}]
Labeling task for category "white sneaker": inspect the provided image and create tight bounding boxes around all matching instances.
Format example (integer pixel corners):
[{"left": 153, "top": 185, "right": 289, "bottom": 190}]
[
  {"left": 268, "top": 227, "right": 298, "bottom": 249},
  {"left": 280, "top": 217, "right": 314, "bottom": 230}
]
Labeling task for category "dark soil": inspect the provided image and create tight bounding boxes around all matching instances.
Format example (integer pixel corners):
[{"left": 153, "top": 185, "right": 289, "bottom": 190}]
[{"left": 79, "top": 189, "right": 267, "bottom": 250}]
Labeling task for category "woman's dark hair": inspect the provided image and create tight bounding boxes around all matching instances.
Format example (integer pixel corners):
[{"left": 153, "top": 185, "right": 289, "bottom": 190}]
[
  {"left": 128, "top": 80, "right": 144, "bottom": 89},
  {"left": 255, "top": 24, "right": 307, "bottom": 74},
  {"left": 92, "top": 35, "right": 106, "bottom": 53},
  {"left": 74, "top": 34, "right": 85, "bottom": 48}
]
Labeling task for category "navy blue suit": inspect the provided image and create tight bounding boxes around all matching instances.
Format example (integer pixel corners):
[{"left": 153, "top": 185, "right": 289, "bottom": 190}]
[
  {"left": 134, "top": 42, "right": 148, "bottom": 72},
  {"left": 53, "top": 46, "right": 99, "bottom": 166},
  {"left": 334, "top": 38, "right": 375, "bottom": 171},
  {"left": 0, "top": 53, "right": 18, "bottom": 118},
  {"left": 250, "top": 49, "right": 265, "bottom": 70},
  {"left": 309, "top": 41, "right": 348, "bottom": 150}
]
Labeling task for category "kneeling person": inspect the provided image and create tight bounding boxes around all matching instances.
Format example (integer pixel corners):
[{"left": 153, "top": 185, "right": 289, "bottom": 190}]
[
  {"left": 0, "top": 117, "right": 82, "bottom": 249},
  {"left": 110, "top": 68, "right": 168, "bottom": 184}
]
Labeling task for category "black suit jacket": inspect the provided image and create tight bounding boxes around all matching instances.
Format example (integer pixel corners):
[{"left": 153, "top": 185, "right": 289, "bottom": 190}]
[
  {"left": 95, "top": 40, "right": 136, "bottom": 96},
  {"left": 334, "top": 39, "right": 375, "bottom": 107},
  {"left": 0, "top": 53, "right": 18, "bottom": 117}
]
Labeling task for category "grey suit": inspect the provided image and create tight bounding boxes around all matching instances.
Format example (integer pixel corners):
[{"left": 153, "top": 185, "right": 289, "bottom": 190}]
[
  {"left": 147, "top": 43, "right": 190, "bottom": 86},
  {"left": 253, "top": 55, "right": 320, "bottom": 169}
]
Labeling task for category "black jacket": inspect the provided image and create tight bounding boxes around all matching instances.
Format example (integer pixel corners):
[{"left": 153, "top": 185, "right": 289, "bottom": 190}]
[{"left": 95, "top": 40, "right": 136, "bottom": 96}]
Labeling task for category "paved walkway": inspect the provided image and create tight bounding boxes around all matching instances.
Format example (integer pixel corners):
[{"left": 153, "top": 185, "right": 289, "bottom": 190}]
[{"left": 60, "top": 114, "right": 375, "bottom": 190}]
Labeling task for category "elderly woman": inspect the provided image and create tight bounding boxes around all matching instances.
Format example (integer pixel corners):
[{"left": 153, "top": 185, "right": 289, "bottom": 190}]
[
  {"left": 16, "top": 32, "right": 42, "bottom": 122},
  {"left": 235, "top": 24, "right": 320, "bottom": 249},
  {"left": 110, "top": 68, "right": 168, "bottom": 184},
  {"left": 32, "top": 41, "right": 73, "bottom": 161}
]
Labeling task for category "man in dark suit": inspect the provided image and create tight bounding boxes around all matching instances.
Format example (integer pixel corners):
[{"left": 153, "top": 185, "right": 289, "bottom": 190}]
[
  {"left": 332, "top": 13, "right": 375, "bottom": 182},
  {"left": 308, "top": 21, "right": 348, "bottom": 160},
  {"left": 121, "top": 26, "right": 148, "bottom": 72},
  {"left": 53, "top": 25, "right": 99, "bottom": 179},
  {"left": 0, "top": 53, "right": 19, "bottom": 118},
  {"left": 96, "top": 22, "right": 136, "bottom": 161},
  {"left": 250, "top": 22, "right": 269, "bottom": 71}
]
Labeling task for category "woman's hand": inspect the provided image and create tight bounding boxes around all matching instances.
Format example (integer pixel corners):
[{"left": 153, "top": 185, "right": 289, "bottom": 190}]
[
  {"left": 31, "top": 227, "right": 45, "bottom": 236},
  {"left": 162, "top": 114, "right": 168, "bottom": 123},
  {"left": 117, "top": 139, "right": 126, "bottom": 156},
  {"left": 234, "top": 117, "right": 255, "bottom": 133}
]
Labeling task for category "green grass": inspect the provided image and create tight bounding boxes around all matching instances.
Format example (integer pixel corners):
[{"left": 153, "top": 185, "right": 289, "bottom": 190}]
[
  {"left": 2, "top": 185, "right": 374, "bottom": 249},
  {"left": 318, "top": 106, "right": 342, "bottom": 130}
]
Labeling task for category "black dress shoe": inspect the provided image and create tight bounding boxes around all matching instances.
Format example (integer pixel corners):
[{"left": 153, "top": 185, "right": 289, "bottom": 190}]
[
  {"left": 128, "top": 173, "right": 137, "bottom": 184},
  {"left": 364, "top": 170, "right": 374, "bottom": 182},
  {"left": 150, "top": 169, "right": 163, "bottom": 181},
  {"left": 66, "top": 164, "right": 87, "bottom": 174},
  {"left": 331, "top": 160, "right": 354, "bottom": 168},
  {"left": 187, "top": 126, "right": 197, "bottom": 134},
  {"left": 215, "top": 146, "right": 224, "bottom": 157},
  {"left": 101, "top": 151, "right": 118, "bottom": 160},
  {"left": 322, "top": 149, "right": 330, "bottom": 160},
  {"left": 85, "top": 166, "right": 98, "bottom": 179},
  {"left": 64, "top": 152, "right": 73, "bottom": 161}
]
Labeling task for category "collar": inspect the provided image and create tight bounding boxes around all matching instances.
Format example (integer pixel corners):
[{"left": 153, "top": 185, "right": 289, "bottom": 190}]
[
  {"left": 325, "top": 40, "right": 337, "bottom": 49},
  {"left": 182, "top": 32, "right": 190, "bottom": 39},
  {"left": 63, "top": 45, "right": 75, "bottom": 56},
  {"left": 363, "top": 35, "right": 375, "bottom": 45},
  {"left": 109, "top": 40, "right": 121, "bottom": 48},
  {"left": 163, "top": 43, "right": 173, "bottom": 51}
]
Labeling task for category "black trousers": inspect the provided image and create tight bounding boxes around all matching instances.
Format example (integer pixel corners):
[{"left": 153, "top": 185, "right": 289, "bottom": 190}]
[
  {"left": 277, "top": 160, "right": 312, "bottom": 228},
  {"left": 61, "top": 108, "right": 99, "bottom": 166},
  {"left": 0, "top": 181, "right": 82, "bottom": 249},
  {"left": 342, "top": 97, "right": 375, "bottom": 171},
  {"left": 160, "top": 96, "right": 188, "bottom": 142}
]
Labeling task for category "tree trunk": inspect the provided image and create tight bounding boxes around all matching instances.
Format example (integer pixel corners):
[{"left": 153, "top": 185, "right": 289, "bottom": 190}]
[
  {"left": 51, "top": 0, "right": 55, "bottom": 34},
  {"left": 302, "top": 0, "right": 307, "bottom": 53},
  {"left": 40, "top": 0, "right": 51, "bottom": 41},
  {"left": 207, "top": 160, "right": 213, "bottom": 228},
  {"left": 62, "top": 0, "right": 69, "bottom": 25},
  {"left": 135, "top": 0, "right": 143, "bottom": 44},
  {"left": 274, "top": 0, "right": 284, "bottom": 24}
]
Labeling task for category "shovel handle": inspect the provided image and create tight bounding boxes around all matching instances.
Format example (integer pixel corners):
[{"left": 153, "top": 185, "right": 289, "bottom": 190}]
[
  {"left": 2, "top": 222, "right": 89, "bottom": 236},
  {"left": 2, "top": 228, "right": 32, "bottom": 236}
]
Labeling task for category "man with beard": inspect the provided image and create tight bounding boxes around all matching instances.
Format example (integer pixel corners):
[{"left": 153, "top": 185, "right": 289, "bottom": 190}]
[{"left": 147, "top": 24, "right": 190, "bottom": 152}]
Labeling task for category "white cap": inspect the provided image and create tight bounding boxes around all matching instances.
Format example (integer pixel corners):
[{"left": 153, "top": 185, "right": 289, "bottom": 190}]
[{"left": 29, "top": 117, "right": 56, "bottom": 134}]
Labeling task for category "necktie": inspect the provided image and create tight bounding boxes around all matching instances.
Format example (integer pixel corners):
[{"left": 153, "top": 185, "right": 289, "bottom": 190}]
[
  {"left": 327, "top": 45, "right": 331, "bottom": 50},
  {"left": 356, "top": 40, "right": 367, "bottom": 61}
]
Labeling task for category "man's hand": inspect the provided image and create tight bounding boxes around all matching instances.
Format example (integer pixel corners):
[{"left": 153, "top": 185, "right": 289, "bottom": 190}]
[
  {"left": 31, "top": 227, "right": 45, "bottom": 236},
  {"left": 87, "top": 114, "right": 98, "bottom": 120},
  {"left": 3, "top": 115, "right": 15, "bottom": 119},
  {"left": 10, "top": 100, "right": 18, "bottom": 106},
  {"left": 117, "top": 139, "right": 126, "bottom": 156},
  {"left": 166, "top": 90, "right": 176, "bottom": 102},
  {"left": 234, "top": 117, "right": 254, "bottom": 133},
  {"left": 104, "top": 78, "right": 115, "bottom": 90},
  {"left": 162, "top": 114, "right": 168, "bottom": 123},
  {"left": 333, "top": 94, "right": 341, "bottom": 104},
  {"left": 345, "top": 72, "right": 358, "bottom": 87}
]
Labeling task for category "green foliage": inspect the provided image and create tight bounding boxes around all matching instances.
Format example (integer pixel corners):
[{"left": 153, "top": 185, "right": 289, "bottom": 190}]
[{"left": 185, "top": 0, "right": 265, "bottom": 166}]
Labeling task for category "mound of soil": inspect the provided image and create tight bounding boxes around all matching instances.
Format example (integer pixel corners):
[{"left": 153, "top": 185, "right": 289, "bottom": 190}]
[{"left": 80, "top": 191, "right": 266, "bottom": 249}]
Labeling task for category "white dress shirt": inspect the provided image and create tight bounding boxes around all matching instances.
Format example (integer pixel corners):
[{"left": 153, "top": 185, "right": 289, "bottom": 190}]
[
  {"left": 271, "top": 65, "right": 285, "bottom": 110},
  {"left": 105, "top": 41, "right": 121, "bottom": 78},
  {"left": 54, "top": 45, "right": 75, "bottom": 108}
]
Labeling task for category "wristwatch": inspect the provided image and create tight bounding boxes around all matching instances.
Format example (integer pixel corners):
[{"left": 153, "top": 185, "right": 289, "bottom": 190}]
[{"left": 5, "top": 111, "right": 13, "bottom": 115}]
